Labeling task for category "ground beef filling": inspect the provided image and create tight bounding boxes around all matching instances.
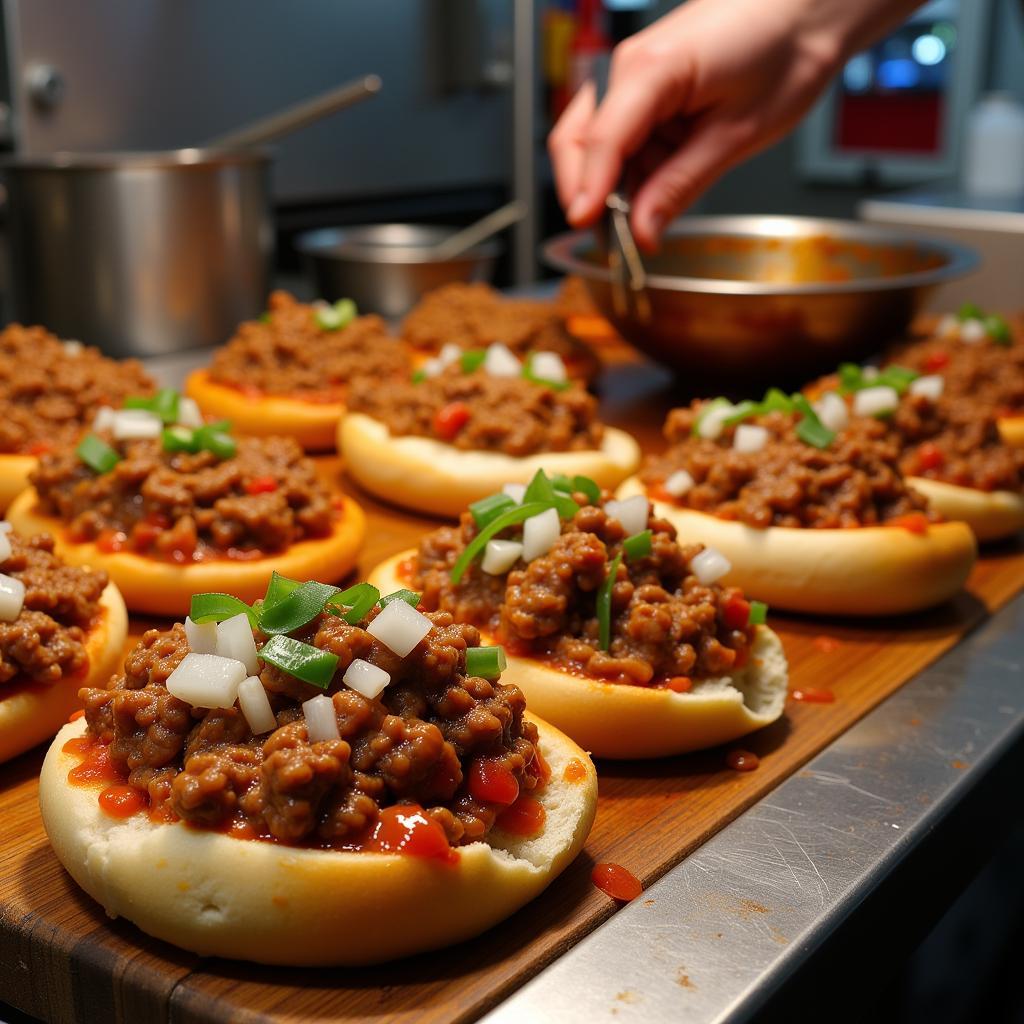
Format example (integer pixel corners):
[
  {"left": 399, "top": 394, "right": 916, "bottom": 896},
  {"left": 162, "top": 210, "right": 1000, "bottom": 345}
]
[
  {"left": 207, "top": 290, "right": 409, "bottom": 400},
  {"left": 79, "top": 611, "right": 542, "bottom": 848},
  {"left": 641, "top": 405, "right": 931, "bottom": 529},
  {"left": 409, "top": 501, "right": 753, "bottom": 686},
  {"left": 0, "top": 533, "right": 107, "bottom": 685},
  {"left": 0, "top": 324, "right": 154, "bottom": 455},
  {"left": 31, "top": 435, "right": 335, "bottom": 561},
  {"left": 347, "top": 370, "right": 603, "bottom": 455},
  {"left": 401, "top": 282, "right": 581, "bottom": 360}
]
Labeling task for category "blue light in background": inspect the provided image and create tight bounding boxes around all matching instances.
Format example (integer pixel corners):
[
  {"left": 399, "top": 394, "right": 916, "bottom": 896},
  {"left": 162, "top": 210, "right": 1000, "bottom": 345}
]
[
  {"left": 912, "top": 33, "right": 947, "bottom": 65},
  {"left": 877, "top": 57, "right": 920, "bottom": 89}
]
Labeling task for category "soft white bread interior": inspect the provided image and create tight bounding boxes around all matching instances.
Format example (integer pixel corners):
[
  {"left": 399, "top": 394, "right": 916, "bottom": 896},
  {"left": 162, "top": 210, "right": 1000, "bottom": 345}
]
[
  {"left": 338, "top": 412, "right": 641, "bottom": 518},
  {"left": 39, "top": 714, "right": 597, "bottom": 966},
  {"left": 0, "top": 582, "right": 127, "bottom": 763},
  {"left": 370, "top": 551, "right": 788, "bottom": 760},
  {"left": 617, "top": 476, "right": 977, "bottom": 616},
  {"left": 906, "top": 476, "right": 1024, "bottom": 543}
]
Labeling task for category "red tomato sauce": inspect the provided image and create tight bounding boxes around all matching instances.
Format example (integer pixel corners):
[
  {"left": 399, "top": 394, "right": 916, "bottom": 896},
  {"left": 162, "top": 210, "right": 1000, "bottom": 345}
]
[
  {"left": 98, "top": 784, "right": 148, "bottom": 819},
  {"left": 563, "top": 758, "right": 588, "bottom": 783},
  {"left": 496, "top": 795, "right": 546, "bottom": 837},
  {"left": 791, "top": 686, "right": 836, "bottom": 704},
  {"left": 726, "top": 749, "right": 760, "bottom": 772},
  {"left": 468, "top": 758, "right": 520, "bottom": 806},
  {"left": 592, "top": 863, "right": 643, "bottom": 902}
]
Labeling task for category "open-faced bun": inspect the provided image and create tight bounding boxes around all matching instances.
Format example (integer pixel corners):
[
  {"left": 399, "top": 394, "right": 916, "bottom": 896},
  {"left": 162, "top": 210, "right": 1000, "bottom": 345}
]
[
  {"left": 998, "top": 415, "right": 1024, "bottom": 449},
  {"left": 617, "top": 477, "right": 977, "bottom": 616},
  {"left": 905, "top": 476, "right": 1024, "bottom": 542},
  {"left": 5, "top": 489, "right": 366, "bottom": 616},
  {"left": 0, "top": 454, "right": 37, "bottom": 512},
  {"left": 0, "top": 582, "right": 126, "bottom": 763},
  {"left": 184, "top": 369, "right": 341, "bottom": 453},
  {"left": 370, "top": 552, "right": 788, "bottom": 759},
  {"left": 40, "top": 714, "right": 596, "bottom": 966},
  {"left": 339, "top": 412, "right": 641, "bottom": 518}
]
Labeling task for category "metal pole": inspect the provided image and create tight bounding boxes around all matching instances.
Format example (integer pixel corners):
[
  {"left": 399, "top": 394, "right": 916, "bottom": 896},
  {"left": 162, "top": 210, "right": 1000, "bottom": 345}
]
[{"left": 511, "top": 0, "right": 536, "bottom": 286}]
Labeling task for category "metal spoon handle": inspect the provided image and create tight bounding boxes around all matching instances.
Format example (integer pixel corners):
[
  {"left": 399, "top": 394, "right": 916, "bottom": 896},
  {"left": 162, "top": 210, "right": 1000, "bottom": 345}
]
[
  {"left": 432, "top": 201, "right": 527, "bottom": 262},
  {"left": 206, "top": 74, "right": 382, "bottom": 150}
]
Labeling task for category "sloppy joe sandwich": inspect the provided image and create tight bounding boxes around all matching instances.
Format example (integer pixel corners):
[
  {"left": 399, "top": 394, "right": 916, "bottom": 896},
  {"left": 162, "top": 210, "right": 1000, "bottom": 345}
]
[
  {"left": 0, "top": 323, "right": 154, "bottom": 510},
  {"left": 0, "top": 525, "right": 126, "bottom": 762},
  {"left": 369, "top": 471, "right": 788, "bottom": 759},
  {"left": 40, "top": 574, "right": 596, "bottom": 964},
  {"left": 6, "top": 394, "right": 365, "bottom": 615},
  {"left": 186, "top": 291, "right": 409, "bottom": 451},
  {"left": 623, "top": 391, "right": 977, "bottom": 615},
  {"left": 339, "top": 352, "right": 640, "bottom": 518},
  {"left": 812, "top": 362, "right": 1024, "bottom": 542}
]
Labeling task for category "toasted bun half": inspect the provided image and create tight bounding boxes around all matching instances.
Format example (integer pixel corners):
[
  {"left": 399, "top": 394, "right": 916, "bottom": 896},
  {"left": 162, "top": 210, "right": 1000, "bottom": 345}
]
[
  {"left": 5, "top": 489, "right": 366, "bottom": 616},
  {"left": 0, "top": 453, "right": 37, "bottom": 511},
  {"left": 339, "top": 412, "right": 641, "bottom": 518},
  {"left": 998, "top": 415, "right": 1024, "bottom": 449},
  {"left": 617, "top": 477, "right": 977, "bottom": 616},
  {"left": 40, "top": 714, "right": 597, "bottom": 965},
  {"left": 906, "top": 476, "right": 1024, "bottom": 542},
  {"left": 370, "top": 551, "right": 788, "bottom": 759},
  {"left": 185, "top": 369, "right": 342, "bottom": 452},
  {"left": 0, "top": 582, "right": 127, "bottom": 763}
]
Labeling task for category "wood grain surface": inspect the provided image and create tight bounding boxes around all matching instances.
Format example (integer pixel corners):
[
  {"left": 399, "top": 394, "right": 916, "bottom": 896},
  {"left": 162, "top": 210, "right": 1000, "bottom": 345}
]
[{"left": 1, "top": 337, "right": 1022, "bottom": 1024}]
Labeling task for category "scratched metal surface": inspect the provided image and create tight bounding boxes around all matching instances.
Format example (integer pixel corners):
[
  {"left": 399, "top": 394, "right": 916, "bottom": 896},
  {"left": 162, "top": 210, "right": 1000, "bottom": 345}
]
[{"left": 479, "top": 593, "right": 1024, "bottom": 1024}]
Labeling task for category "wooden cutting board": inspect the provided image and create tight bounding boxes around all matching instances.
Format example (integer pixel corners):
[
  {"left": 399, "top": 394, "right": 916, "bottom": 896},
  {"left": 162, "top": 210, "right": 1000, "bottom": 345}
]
[{"left": 2, "top": 339, "right": 1022, "bottom": 1024}]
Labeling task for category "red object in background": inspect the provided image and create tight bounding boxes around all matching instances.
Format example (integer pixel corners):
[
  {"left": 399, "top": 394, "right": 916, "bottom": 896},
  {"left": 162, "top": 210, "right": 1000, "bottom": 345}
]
[{"left": 835, "top": 93, "right": 943, "bottom": 154}]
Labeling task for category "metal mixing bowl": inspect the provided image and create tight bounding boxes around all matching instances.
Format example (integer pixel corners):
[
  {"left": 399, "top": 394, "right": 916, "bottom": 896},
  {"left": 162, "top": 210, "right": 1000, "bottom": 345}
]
[
  {"left": 543, "top": 215, "right": 978, "bottom": 382},
  {"left": 296, "top": 224, "right": 500, "bottom": 318}
]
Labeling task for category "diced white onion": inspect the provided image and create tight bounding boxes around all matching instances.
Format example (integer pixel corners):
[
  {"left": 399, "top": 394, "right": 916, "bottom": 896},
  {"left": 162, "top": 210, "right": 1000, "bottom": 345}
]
[
  {"left": 690, "top": 547, "right": 732, "bottom": 586},
  {"left": 814, "top": 391, "right": 849, "bottom": 433},
  {"left": 0, "top": 533, "right": 10, "bottom": 564},
  {"left": 502, "top": 482, "right": 526, "bottom": 504},
  {"left": 530, "top": 351, "right": 567, "bottom": 384},
  {"left": 862, "top": 365, "right": 880, "bottom": 381},
  {"left": 366, "top": 599, "right": 432, "bottom": 657},
  {"left": 960, "top": 318, "right": 987, "bottom": 344},
  {"left": 177, "top": 396, "right": 204, "bottom": 429},
  {"left": 483, "top": 342, "right": 521, "bottom": 378},
  {"left": 483, "top": 538, "right": 524, "bottom": 575},
  {"left": 92, "top": 406, "right": 117, "bottom": 433},
  {"left": 937, "top": 313, "right": 960, "bottom": 340},
  {"left": 237, "top": 675, "right": 277, "bottom": 735},
  {"left": 216, "top": 612, "right": 259, "bottom": 676},
  {"left": 0, "top": 573, "right": 25, "bottom": 622},
  {"left": 663, "top": 469, "right": 694, "bottom": 498},
  {"left": 184, "top": 615, "right": 218, "bottom": 655},
  {"left": 0, "top": 522, "right": 11, "bottom": 533},
  {"left": 909, "top": 374, "right": 945, "bottom": 401},
  {"left": 421, "top": 356, "right": 445, "bottom": 379},
  {"left": 521, "top": 507, "right": 561, "bottom": 562},
  {"left": 696, "top": 403, "right": 734, "bottom": 440},
  {"left": 302, "top": 694, "right": 340, "bottom": 742},
  {"left": 342, "top": 658, "right": 391, "bottom": 700},
  {"left": 166, "top": 653, "right": 246, "bottom": 709},
  {"left": 112, "top": 409, "right": 162, "bottom": 440},
  {"left": 438, "top": 342, "right": 462, "bottom": 367},
  {"left": 62, "top": 339, "right": 84, "bottom": 356},
  {"left": 852, "top": 385, "right": 899, "bottom": 418},
  {"left": 604, "top": 495, "right": 649, "bottom": 537},
  {"left": 733, "top": 424, "right": 768, "bottom": 454}
]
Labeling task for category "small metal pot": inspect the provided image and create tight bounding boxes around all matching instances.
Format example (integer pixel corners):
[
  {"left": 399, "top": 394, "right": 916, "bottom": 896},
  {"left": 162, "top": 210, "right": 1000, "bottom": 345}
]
[
  {"left": 2, "top": 148, "right": 271, "bottom": 356},
  {"left": 297, "top": 224, "right": 500, "bottom": 319}
]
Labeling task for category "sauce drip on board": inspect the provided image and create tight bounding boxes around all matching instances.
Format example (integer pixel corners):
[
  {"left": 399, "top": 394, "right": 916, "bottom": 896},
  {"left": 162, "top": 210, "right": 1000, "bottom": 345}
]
[
  {"left": 592, "top": 863, "right": 643, "bottom": 902},
  {"left": 726, "top": 749, "right": 760, "bottom": 772}
]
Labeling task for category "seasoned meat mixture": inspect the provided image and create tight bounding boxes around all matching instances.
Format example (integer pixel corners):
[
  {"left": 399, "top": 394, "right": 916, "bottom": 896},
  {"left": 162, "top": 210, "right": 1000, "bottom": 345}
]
[
  {"left": 347, "top": 370, "right": 604, "bottom": 455},
  {"left": 641, "top": 404, "right": 931, "bottom": 528},
  {"left": 0, "top": 324, "right": 154, "bottom": 455},
  {"left": 79, "top": 610, "right": 542, "bottom": 848},
  {"left": 31, "top": 435, "right": 335, "bottom": 561},
  {"left": 0, "top": 532, "right": 107, "bottom": 685},
  {"left": 409, "top": 499, "right": 754, "bottom": 686},
  {"left": 401, "top": 282, "right": 581, "bottom": 361},
  {"left": 207, "top": 291, "right": 409, "bottom": 400}
]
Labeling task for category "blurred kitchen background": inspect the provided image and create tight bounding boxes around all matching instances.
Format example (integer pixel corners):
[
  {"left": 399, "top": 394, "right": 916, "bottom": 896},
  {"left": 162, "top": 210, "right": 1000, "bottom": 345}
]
[{"left": 0, "top": 0, "right": 1020, "bottom": 306}]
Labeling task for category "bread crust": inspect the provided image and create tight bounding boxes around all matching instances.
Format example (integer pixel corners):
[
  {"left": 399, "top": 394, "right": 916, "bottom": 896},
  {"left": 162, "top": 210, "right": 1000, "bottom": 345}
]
[
  {"left": 40, "top": 714, "right": 597, "bottom": 965},
  {"left": 0, "top": 453, "right": 37, "bottom": 512},
  {"left": 338, "top": 412, "right": 641, "bottom": 518},
  {"left": 0, "top": 582, "right": 127, "bottom": 763},
  {"left": 906, "top": 476, "right": 1024, "bottom": 542},
  {"left": 185, "top": 369, "right": 342, "bottom": 452},
  {"left": 369, "top": 552, "right": 788, "bottom": 759},
  {"left": 998, "top": 415, "right": 1024, "bottom": 449},
  {"left": 5, "top": 489, "right": 366, "bottom": 616},
  {"left": 617, "top": 476, "right": 977, "bottom": 616}
]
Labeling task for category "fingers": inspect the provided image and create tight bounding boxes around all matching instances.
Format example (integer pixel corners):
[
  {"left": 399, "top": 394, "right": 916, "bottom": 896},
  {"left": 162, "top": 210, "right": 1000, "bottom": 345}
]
[{"left": 548, "top": 81, "right": 596, "bottom": 212}]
